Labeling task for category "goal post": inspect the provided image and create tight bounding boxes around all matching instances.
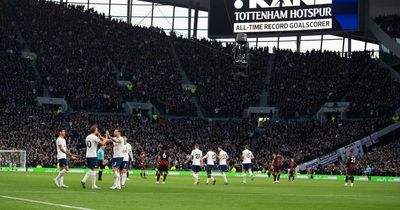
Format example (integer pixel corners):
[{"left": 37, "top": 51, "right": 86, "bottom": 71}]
[{"left": 0, "top": 150, "right": 27, "bottom": 172}]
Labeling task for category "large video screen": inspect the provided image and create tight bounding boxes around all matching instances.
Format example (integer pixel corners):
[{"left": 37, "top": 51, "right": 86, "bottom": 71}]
[{"left": 208, "top": 0, "right": 359, "bottom": 38}]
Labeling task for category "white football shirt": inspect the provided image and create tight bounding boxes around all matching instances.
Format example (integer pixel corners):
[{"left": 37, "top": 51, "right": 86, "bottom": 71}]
[
  {"left": 242, "top": 149, "right": 253, "bottom": 164},
  {"left": 85, "top": 134, "right": 100, "bottom": 158},
  {"left": 191, "top": 149, "right": 202, "bottom": 166},
  {"left": 219, "top": 150, "right": 229, "bottom": 165},
  {"left": 56, "top": 137, "right": 67, "bottom": 159},
  {"left": 122, "top": 143, "right": 132, "bottom": 161},
  {"left": 205, "top": 151, "right": 216, "bottom": 165},
  {"left": 112, "top": 136, "right": 124, "bottom": 158}
]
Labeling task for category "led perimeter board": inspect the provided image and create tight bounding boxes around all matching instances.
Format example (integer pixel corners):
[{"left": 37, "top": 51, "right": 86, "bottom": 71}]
[{"left": 208, "top": 0, "right": 360, "bottom": 38}]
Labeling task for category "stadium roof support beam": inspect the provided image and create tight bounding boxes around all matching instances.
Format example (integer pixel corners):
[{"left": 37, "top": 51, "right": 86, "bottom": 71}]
[
  {"left": 348, "top": 36, "right": 352, "bottom": 56},
  {"left": 127, "top": 0, "right": 132, "bottom": 24},
  {"left": 108, "top": 0, "right": 112, "bottom": 18},
  {"left": 172, "top": 4, "right": 176, "bottom": 31},
  {"left": 296, "top": 35, "right": 301, "bottom": 52},
  {"left": 341, "top": 37, "right": 345, "bottom": 55},
  {"left": 193, "top": 5, "right": 199, "bottom": 38},
  {"left": 320, "top": 35, "right": 323, "bottom": 51},
  {"left": 188, "top": 2, "right": 192, "bottom": 38},
  {"left": 151, "top": 2, "right": 155, "bottom": 27}
]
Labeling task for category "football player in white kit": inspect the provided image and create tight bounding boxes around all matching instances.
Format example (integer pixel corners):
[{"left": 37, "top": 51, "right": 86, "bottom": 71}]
[
  {"left": 107, "top": 129, "right": 125, "bottom": 190},
  {"left": 202, "top": 147, "right": 216, "bottom": 185},
  {"left": 189, "top": 144, "right": 203, "bottom": 185},
  {"left": 53, "top": 128, "right": 76, "bottom": 188},
  {"left": 217, "top": 146, "right": 229, "bottom": 185},
  {"left": 81, "top": 125, "right": 109, "bottom": 189},
  {"left": 120, "top": 136, "right": 133, "bottom": 188},
  {"left": 242, "top": 145, "right": 254, "bottom": 184}
]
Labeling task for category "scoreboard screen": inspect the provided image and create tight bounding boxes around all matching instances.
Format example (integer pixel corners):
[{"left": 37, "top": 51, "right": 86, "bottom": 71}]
[{"left": 208, "top": 0, "right": 359, "bottom": 38}]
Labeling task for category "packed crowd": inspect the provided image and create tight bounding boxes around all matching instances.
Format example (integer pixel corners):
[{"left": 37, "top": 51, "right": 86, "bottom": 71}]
[
  {"left": 315, "top": 138, "right": 400, "bottom": 176},
  {"left": 375, "top": 15, "right": 400, "bottom": 38},
  {"left": 357, "top": 139, "right": 400, "bottom": 176},
  {"left": 5, "top": 0, "right": 400, "bottom": 119},
  {"left": 173, "top": 36, "right": 269, "bottom": 117},
  {"left": 0, "top": 0, "right": 40, "bottom": 106},
  {"left": 269, "top": 50, "right": 399, "bottom": 119},
  {"left": 105, "top": 23, "right": 197, "bottom": 116},
  {"left": 345, "top": 63, "right": 400, "bottom": 118},
  {"left": 12, "top": 0, "right": 126, "bottom": 112},
  {"left": 251, "top": 119, "right": 391, "bottom": 170},
  {"left": 0, "top": 104, "right": 392, "bottom": 171},
  {"left": 10, "top": 0, "right": 195, "bottom": 114}
]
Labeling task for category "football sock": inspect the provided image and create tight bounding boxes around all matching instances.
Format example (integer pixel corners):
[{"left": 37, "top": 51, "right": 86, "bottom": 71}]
[
  {"left": 242, "top": 173, "right": 246, "bottom": 182},
  {"left": 345, "top": 176, "right": 349, "bottom": 183},
  {"left": 98, "top": 170, "right": 103, "bottom": 180},
  {"left": 59, "top": 176, "right": 64, "bottom": 186},
  {"left": 55, "top": 169, "right": 66, "bottom": 181},
  {"left": 273, "top": 174, "right": 277, "bottom": 182},
  {"left": 157, "top": 173, "right": 161, "bottom": 181},
  {"left": 222, "top": 173, "right": 228, "bottom": 183},
  {"left": 277, "top": 174, "right": 281, "bottom": 181},
  {"left": 163, "top": 174, "right": 167, "bottom": 182},
  {"left": 121, "top": 172, "right": 127, "bottom": 186},
  {"left": 114, "top": 171, "right": 120, "bottom": 187},
  {"left": 91, "top": 171, "right": 96, "bottom": 187},
  {"left": 82, "top": 171, "right": 90, "bottom": 182}
]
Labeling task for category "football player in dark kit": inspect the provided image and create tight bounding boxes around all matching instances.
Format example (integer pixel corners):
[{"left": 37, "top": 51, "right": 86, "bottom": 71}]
[
  {"left": 271, "top": 153, "right": 284, "bottom": 184},
  {"left": 140, "top": 152, "right": 147, "bottom": 179},
  {"left": 288, "top": 158, "right": 297, "bottom": 183},
  {"left": 345, "top": 149, "right": 356, "bottom": 187},
  {"left": 156, "top": 148, "right": 170, "bottom": 184}
]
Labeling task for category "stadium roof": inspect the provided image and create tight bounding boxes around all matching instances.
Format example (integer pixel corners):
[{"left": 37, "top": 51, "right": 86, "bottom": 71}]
[
  {"left": 144, "top": 0, "right": 400, "bottom": 16},
  {"left": 144, "top": 0, "right": 209, "bottom": 11}
]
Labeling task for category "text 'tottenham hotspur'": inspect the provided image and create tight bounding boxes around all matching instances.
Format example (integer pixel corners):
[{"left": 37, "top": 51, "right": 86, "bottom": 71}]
[{"left": 234, "top": 7, "right": 332, "bottom": 21}]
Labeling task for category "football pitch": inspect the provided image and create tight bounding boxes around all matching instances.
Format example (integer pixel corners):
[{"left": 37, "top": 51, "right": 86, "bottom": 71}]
[{"left": 0, "top": 172, "right": 399, "bottom": 210}]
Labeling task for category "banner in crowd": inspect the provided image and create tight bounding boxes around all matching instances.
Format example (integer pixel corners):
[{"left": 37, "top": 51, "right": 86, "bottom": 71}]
[
  {"left": 318, "top": 151, "right": 338, "bottom": 165},
  {"left": 299, "top": 158, "right": 319, "bottom": 170},
  {"left": 338, "top": 140, "right": 364, "bottom": 160},
  {"left": 361, "top": 132, "right": 379, "bottom": 148}
]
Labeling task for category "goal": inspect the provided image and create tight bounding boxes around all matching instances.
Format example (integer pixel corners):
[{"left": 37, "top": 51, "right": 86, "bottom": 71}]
[{"left": 0, "top": 150, "right": 26, "bottom": 172}]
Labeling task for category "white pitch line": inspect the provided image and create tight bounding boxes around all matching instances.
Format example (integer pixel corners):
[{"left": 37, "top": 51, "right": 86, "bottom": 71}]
[{"left": 0, "top": 195, "right": 94, "bottom": 210}]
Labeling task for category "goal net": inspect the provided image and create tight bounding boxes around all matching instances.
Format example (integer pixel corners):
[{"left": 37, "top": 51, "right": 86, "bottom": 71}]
[{"left": 0, "top": 150, "right": 27, "bottom": 172}]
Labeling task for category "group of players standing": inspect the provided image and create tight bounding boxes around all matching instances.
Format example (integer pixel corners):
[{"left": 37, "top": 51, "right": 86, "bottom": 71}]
[
  {"left": 187, "top": 144, "right": 298, "bottom": 185},
  {"left": 53, "top": 125, "right": 170, "bottom": 189},
  {"left": 53, "top": 125, "right": 358, "bottom": 189}
]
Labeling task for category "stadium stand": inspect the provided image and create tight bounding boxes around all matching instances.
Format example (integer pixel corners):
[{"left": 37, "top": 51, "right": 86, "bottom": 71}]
[
  {"left": 375, "top": 15, "right": 400, "bottom": 38},
  {"left": 316, "top": 137, "right": 400, "bottom": 176},
  {"left": 268, "top": 50, "right": 378, "bottom": 119},
  {"left": 0, "top": 0, "right": 399, "bottom": 176},
  {"left": 173, "top": 35, "right": 269, "bottom": 117}
]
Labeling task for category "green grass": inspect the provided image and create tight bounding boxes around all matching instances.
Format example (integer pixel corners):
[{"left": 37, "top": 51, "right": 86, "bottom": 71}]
[{"left": 0, "top": 172, "right": 399, "bottom": 210}]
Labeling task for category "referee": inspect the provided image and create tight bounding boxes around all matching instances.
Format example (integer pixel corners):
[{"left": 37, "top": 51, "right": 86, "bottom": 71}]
[{"left": 97, "top": 145, "right": 105, "bottom": 181}]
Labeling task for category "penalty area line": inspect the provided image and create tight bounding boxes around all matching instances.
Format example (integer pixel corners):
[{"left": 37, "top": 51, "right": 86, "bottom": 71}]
[{"left": 0, "top": 195, "right": 94, "bottom": 210}]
